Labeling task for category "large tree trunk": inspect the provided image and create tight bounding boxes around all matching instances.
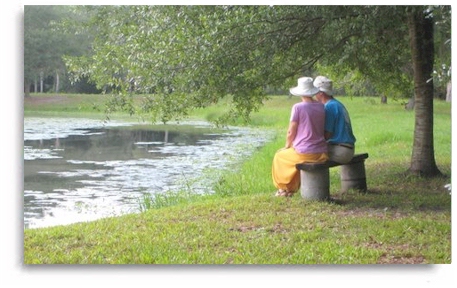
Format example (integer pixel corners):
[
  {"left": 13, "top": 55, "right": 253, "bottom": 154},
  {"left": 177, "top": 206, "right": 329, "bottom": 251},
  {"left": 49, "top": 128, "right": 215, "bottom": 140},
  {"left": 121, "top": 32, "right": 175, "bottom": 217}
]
[{"left": 406, "top": 8, "right": 441, "bottom": 177}]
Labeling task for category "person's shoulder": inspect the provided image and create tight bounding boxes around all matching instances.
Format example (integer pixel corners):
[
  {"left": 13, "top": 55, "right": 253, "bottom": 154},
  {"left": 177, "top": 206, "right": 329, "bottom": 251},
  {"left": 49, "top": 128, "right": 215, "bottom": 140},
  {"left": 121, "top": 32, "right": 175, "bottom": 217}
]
[
  {"left": 304, "top": 101, "right": 324, "bottom": 108},
  {"left": 325, "top": 99, "right": 338, "bottom": 106},
  {"left": 329, "top": 98, "right": 344, "bottom": 107},
  {"left": 313, "top": 101, "right": 325, "bottom": 108}
]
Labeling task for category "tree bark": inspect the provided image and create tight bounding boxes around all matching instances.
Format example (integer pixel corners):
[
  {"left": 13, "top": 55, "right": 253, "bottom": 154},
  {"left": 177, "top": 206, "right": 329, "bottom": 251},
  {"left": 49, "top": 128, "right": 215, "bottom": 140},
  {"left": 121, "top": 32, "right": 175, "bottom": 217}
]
[
  {"left": 24, "top": 79, "right": 31, "bottom": 98},
  {"left": 446, "top": 81, "right": 451, "bottom": 102},
  {"left": 406, "top": 8, "right": 441, "bottom": 177},
  {"left": 55, "top": 70, "right": 60, "bottom": 93},
  {"left": 40, "top": 71, "right": 44, "bottom": 93}
]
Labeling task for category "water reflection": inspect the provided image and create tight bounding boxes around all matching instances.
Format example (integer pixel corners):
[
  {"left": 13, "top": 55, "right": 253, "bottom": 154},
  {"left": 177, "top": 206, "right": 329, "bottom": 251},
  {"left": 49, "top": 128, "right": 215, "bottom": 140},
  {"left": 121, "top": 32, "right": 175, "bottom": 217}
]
[{"left": 24, "top": 118, "right": 272, "bottom": 229}]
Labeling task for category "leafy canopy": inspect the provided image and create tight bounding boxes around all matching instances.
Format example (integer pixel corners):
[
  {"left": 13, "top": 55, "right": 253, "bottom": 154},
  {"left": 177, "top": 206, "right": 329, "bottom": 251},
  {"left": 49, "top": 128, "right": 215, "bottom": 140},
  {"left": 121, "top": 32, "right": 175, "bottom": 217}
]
[{"left": 63, "top": 5, "right": 449, "bottom": 124}]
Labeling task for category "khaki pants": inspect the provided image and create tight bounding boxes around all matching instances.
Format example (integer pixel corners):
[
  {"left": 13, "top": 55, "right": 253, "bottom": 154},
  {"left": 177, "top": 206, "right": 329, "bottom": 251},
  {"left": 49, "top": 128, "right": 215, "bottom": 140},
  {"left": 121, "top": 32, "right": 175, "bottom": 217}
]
[
  {"left": 272, "top": 148, "right": 328, "bottom": 193},
  {"left": 328, "top": 144, "right": 354, "bottom": 164}
]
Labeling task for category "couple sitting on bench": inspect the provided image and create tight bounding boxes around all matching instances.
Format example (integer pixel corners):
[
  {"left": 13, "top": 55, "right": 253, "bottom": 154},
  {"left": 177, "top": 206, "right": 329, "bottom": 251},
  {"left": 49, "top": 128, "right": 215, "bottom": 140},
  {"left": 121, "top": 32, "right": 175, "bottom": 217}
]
[{"left": 272, "top": 76, "right": 356, "bottom": 198}]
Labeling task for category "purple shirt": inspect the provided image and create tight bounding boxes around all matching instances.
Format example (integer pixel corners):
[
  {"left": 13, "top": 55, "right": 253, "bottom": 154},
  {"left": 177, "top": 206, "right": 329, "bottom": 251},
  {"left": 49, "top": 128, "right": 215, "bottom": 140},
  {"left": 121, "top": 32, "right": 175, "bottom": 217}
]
[{"left": 290, "top": 101, "right": 327, "bottom": 154}]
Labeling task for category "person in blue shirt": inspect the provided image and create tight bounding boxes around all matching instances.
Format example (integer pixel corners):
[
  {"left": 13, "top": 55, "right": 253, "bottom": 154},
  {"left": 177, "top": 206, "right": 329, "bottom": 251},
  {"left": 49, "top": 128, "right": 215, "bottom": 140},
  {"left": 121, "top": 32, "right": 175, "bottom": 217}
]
[{"left": 314, "top": 76, "right": 356, "bottom": 164}]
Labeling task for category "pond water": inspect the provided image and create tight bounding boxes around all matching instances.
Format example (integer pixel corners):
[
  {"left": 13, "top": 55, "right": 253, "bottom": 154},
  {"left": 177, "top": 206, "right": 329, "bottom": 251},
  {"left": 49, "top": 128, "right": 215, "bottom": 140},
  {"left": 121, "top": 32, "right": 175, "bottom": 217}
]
[{"left": 23, "top": 117, "right": 273, "bottom": 229}]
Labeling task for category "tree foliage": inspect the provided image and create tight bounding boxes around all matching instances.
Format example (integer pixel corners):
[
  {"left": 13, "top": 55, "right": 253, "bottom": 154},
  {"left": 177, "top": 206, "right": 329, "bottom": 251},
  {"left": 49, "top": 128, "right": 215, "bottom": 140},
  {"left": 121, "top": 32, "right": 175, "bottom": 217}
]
[
  {"left": 24, "top": 5, "right": 61, "bottom": 94},
  {"left": 24, "top": 5, "right": 93, "bottom": 96},
  {"left": 63, "top": 5, "right": 450, "bottom": 124},
  {"left": 431, "top": 6, "right": 452, "bottom": 89}
]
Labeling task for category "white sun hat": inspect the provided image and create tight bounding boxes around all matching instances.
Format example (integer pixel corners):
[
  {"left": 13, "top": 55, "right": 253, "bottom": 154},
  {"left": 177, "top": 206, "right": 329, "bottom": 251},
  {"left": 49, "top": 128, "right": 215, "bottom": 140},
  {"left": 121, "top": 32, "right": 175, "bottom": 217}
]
[
  {"left": 313, "top": 75, "right": 333, "bottom": 95},
  {"left": 289, "top": 77, "right": 320, "bottom": 97}
]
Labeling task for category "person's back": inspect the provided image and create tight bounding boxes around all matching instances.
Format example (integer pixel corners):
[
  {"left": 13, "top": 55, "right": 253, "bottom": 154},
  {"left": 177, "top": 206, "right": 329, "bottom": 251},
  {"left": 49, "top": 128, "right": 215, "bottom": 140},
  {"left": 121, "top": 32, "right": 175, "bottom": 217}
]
[
  {"left": 314, "top": 76, "right": 356, "bottom": 164},
  {"left": 324, "top": 98, "right": 356, "bottom": 146},
  {"left": 291, "top": 101, "right": 327, "bottom": 154}
]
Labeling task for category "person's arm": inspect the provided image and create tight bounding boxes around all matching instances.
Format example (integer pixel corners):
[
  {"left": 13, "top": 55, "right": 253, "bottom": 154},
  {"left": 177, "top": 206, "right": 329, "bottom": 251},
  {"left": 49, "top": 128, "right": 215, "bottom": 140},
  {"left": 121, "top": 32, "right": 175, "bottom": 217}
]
[
  {"left": 324, "top": 131, "right": 332, "bottom": 140},
  {"left": 285, "top": 121, "right": 298, "bottom": 148},
  {"left": 324, "top": 103, "right": 335, "bottom": 141}
]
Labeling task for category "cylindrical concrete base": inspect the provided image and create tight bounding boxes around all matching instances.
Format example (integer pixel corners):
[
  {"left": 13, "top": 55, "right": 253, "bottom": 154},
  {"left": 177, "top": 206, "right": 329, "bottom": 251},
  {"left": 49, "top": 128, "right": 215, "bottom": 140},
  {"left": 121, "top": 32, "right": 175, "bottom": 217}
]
[
  {"left": 340, "top": 161, "right": 367, "bottom": 192},
  {"left": 300, "top": 168, "right": 330, "bottom": 201}
]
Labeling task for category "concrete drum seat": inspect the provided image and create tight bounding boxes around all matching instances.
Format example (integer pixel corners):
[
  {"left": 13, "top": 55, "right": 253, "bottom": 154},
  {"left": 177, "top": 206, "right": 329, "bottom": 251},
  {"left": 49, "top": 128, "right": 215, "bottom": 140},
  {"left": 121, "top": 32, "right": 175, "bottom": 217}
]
[{"left": 295, "top": 153, "right": 369, "bottom": 201}]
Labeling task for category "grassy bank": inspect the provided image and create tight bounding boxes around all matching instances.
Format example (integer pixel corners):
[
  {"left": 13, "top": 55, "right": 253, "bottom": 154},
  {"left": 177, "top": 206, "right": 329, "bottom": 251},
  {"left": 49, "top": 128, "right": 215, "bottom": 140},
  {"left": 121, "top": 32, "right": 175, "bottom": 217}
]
[{"left": 23, "top": 93, "right": 451, "bottom": 264}]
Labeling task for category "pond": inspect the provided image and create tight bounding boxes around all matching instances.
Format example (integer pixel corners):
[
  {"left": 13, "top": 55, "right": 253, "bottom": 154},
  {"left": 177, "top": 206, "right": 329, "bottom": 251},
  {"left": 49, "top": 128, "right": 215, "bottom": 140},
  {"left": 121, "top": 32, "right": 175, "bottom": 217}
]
[{"left": 23, "top": 117, "right": 273, "bottom": 229}]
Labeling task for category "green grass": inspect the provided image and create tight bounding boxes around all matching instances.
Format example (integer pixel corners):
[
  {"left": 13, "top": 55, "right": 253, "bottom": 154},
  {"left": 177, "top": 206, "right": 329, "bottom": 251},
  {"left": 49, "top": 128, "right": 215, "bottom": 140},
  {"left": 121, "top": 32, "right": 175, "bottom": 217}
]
[{"left": 23, "top": 93, "right": 451, "bottom": 264}]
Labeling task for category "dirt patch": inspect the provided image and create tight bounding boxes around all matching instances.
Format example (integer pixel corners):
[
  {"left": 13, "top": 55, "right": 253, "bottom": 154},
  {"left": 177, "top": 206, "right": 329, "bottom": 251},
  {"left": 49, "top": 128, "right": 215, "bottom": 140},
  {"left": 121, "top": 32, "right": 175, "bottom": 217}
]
[
  {"left": 25, "top": 95, "right": 70, "bottom": 104},
  {"left": 377, "top": 255, "right": 426, "bottom": 264},
  {"left": 335, "top": 208, "right": 408, "bottom": 220},
  {"left": 363, "top": 242, "right": 427, "bottom": 264}
]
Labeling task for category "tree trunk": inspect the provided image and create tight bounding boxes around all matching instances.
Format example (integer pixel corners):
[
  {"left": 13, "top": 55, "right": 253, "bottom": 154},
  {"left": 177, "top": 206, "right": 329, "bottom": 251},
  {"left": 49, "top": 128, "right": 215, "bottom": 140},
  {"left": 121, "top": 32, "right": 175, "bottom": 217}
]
[
  {"left": 406, "top": 8, "right": 441, "bottom": 177},
  {"left": 40, "top": 71, "right": 44, "bottom": 93},
  {"left": 55, "top": 70, "right": 60, "bottom": 93},
  {"left": 24, "top": 79, "right": 31, "bottom": 98},
  {"left": 405, "top": 97, "right": 415, "bottom": 110}
]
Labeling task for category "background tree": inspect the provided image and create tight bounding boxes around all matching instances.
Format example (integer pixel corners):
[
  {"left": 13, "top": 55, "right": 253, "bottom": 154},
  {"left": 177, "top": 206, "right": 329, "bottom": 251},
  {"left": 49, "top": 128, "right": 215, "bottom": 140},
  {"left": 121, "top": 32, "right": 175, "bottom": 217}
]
[
  {"left": 431, "top": 6, "right": 452, "bottom": 101},
  {"left": 24, "top": 5, "right": 94, "bottom": 97},
  {"left": 406, "top": 6, "right": 440, "bottom": 176},
  {"left": 24, "top": 5, "right": 58, "bottom": 96},
  {"left": 62, "top": 5, "right": 450, "bottom": 177}
]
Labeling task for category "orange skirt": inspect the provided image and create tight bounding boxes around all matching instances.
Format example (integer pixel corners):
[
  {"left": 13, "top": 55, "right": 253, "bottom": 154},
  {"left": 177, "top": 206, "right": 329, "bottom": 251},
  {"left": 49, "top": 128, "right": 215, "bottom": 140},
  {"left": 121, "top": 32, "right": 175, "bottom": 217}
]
[{"left": 272, "top": 148, "right": 328, "bottom": 193}]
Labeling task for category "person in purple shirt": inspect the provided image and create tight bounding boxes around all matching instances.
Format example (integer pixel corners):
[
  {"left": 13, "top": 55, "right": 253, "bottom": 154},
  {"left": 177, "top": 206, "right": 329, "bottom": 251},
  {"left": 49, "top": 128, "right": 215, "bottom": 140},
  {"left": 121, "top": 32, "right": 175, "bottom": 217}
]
[{"left": 272, "top": 77, "right": 329, "bottom": 197}]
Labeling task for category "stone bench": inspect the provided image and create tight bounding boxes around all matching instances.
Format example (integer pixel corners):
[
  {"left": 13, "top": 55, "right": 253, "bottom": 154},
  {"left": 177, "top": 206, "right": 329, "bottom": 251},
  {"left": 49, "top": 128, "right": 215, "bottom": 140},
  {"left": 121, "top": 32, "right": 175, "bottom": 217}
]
[{"left": 295, "top": 153, "right": 369, "bottom": 201}]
